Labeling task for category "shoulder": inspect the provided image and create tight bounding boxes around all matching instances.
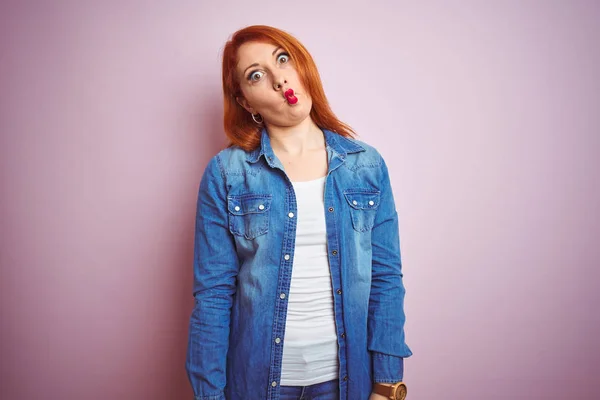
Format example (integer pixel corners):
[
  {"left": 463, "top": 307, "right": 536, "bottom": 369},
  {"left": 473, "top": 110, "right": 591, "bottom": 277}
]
[
  {"left": 335, "top": 134, "right": 395, "bottom": 189},
  {"left": 336, "top": 133, "right": 385, "bottom": 168},
  {"left": 352, "top": 137, "right": 384, "bottom": 160},
  {"left": 203, "top": 144, "right": 251, "bottom": 177},
  {"left": 215, "top": 144, "right": 249, "bottom": 164}
]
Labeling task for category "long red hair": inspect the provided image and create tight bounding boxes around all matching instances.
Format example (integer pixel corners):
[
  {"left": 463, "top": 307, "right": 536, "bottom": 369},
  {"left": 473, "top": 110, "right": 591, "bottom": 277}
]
[{"left": 221, "top": 25, "right": 356, "bottom": 152}]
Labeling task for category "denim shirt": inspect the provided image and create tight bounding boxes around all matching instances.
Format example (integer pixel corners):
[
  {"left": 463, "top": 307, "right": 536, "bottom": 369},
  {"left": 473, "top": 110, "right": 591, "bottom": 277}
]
[{"left": 186, "top": 128, "right": 412, "bottom": 400}]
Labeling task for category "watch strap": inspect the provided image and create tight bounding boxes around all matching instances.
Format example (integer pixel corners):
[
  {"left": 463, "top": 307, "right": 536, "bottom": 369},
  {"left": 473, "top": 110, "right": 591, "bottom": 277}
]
[
  {"left": 373, "top": 383, "right": 395, "bottom": 398},
  {"left": 373, "top": 382, "right": 407, "bottom": 400}
]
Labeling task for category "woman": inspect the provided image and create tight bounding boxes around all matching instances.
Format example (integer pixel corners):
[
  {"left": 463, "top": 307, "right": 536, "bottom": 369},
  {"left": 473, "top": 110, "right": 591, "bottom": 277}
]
[{"left": 186, "top": 25, "right": 412, "bottom": 400}]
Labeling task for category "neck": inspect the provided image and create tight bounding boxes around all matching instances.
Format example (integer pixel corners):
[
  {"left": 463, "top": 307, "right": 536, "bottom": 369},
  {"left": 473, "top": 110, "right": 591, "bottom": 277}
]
[{"left": 265, "top": 117, "right": 325, "bottom": 156}]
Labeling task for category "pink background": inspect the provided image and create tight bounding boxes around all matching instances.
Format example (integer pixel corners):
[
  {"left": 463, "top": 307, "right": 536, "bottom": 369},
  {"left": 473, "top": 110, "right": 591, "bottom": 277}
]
[{"left": 1, "top": 1, "right": 599, "bottom": 399}]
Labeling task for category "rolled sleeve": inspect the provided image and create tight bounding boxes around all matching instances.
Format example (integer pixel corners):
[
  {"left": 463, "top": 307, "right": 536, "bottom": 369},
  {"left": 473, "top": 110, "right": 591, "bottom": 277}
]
[
  {"left": 186, "top": 154, "right": 239, "bottom": 399},
  {"left": 372, "top": 352, "right": 405, "bottom": 382}
]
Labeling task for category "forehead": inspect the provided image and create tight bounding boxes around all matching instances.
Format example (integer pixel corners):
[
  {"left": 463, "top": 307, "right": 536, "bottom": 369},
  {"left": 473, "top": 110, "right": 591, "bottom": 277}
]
[{"left": 236, "top": 41, "right": 280, "bottom": 68}]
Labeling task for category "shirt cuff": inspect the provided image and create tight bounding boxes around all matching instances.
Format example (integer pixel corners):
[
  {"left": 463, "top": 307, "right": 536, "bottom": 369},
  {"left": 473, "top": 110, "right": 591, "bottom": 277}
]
[
  {"left": 372, "top": 352, "right": 404, "bottom": 383},
  {"left": 194, "top": 393, "right": 225, "bottom": 400}
]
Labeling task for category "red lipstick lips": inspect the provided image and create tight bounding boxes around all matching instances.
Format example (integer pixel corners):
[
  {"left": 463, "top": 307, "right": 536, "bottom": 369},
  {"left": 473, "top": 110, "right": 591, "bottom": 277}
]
[{"left": 284, "top": 88, "right": 298, "bottom": 105}]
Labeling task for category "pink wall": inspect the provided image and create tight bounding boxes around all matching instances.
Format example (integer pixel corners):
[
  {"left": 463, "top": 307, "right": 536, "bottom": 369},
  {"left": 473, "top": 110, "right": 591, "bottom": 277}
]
[{"left": 1, "top": 2, "right": 599, "bottom": 399}]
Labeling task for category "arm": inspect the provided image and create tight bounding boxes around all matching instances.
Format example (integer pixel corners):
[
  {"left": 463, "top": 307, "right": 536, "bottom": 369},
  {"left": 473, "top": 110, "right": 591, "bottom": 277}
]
[
  {"left": 368, "top": 155, "right": 413, "bottom": 384},
  {"left": 185, "top": 155, "right": 239, "bottom": 400}
]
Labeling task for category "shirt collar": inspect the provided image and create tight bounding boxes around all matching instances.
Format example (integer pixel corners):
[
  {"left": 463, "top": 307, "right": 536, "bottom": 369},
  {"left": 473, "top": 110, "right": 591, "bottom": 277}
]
[{"left": 246, "top": 126, "right": 365, "bottom": 164}]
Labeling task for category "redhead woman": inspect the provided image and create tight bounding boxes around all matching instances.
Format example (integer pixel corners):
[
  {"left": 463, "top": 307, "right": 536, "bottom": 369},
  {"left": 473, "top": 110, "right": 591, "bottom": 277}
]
[{"left": 185, "top": 25, "right": 412, "bottom": 400}]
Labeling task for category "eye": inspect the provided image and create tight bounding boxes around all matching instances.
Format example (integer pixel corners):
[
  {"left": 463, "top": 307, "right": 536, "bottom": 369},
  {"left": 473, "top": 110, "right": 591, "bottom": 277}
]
[
  {"left": 277, "top": 52, "right": 290, "bottom": 64},
  {"left": 248, "top": 70, "right": 264, "bottom": 82}
]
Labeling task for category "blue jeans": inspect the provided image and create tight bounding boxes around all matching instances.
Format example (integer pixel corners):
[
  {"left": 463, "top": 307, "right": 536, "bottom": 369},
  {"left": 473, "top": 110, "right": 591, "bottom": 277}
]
[{"left": 279, "top": 379, "right": 340, "bottom": 400}]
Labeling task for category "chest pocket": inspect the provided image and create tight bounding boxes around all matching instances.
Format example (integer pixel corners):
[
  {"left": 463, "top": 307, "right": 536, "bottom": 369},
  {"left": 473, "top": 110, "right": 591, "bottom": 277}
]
[
  {"left": 227, "top": 193, "right": 272, "bottom": 239},
  {"left": 343, "top": 189, "right": 381, "bottom": 232}
]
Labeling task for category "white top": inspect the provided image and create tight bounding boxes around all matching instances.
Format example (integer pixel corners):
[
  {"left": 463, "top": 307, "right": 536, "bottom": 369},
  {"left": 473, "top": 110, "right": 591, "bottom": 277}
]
[{"left": 280, "top": 175, "right": 339, "bottom": 386}]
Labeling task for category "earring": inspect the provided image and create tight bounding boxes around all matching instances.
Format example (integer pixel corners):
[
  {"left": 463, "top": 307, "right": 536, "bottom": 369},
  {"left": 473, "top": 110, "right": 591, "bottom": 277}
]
[{"left": 251, "top": 113, "right": 263, "bottom": 124}]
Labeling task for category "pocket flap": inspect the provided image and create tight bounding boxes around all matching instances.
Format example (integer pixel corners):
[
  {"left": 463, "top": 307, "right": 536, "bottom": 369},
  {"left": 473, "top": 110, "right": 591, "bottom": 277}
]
[
  {"left": 227, "top": 194, "right": 272, "bottom": 215},
  {"left": 343, "top": 189, "right": 381, "bottom": 210}
]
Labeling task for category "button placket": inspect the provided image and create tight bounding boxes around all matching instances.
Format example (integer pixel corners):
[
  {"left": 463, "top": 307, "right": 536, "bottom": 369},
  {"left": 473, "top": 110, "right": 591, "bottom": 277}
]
[
  {"left": 268, "top": 191, "right": 297, "bottom": 393},
  {"left": 323, "top": 172, "right": 350, "bottom": 394}
]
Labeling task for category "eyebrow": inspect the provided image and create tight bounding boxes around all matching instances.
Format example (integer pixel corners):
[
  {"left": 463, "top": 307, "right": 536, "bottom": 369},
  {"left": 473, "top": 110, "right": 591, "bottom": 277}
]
[{"left": 242, "top": 46, "right": 283, "bottom": 77}]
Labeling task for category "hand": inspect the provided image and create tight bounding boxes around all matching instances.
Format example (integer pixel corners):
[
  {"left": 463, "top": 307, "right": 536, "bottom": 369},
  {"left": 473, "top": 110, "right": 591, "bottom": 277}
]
[{"left": 369, "top": 392, "right": 388, "bottom": 400}]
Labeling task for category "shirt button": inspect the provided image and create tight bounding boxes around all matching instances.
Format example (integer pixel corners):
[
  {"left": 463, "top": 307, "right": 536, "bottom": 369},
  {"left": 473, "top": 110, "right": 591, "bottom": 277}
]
[
  {"left": 337, "top": 289, "right": 342, "bottom": 295},
  {"left": 331, "top": 250, "right": 338, "bottom": 255},
  {"left": 275, "top": 337, "right": 281, "bottom": 344},
  {"left": 328, "top": 207, "right": 334, "bottom": 212},
  {"left": 368, "top": 200, "right": 374, "bottom": 206},
  {"left": 288, "top": 212, "right": 294, "bottom": 218},
  {"left": 341, "top": 332, "right": 346, "bottom": 338},
  {"left": 280, "top": 293, "right": 286, "bottom": 299},
  {"left": 259, "top": 204, "right": 265, "bottom": 210},
  {"left": 272, "top": 381, "right": 277, "bottom": 387},
  {"left": 352, "top": 200, "right": 358, "bottom": 205},
  {"left": 234, "top": 206, "right": 241, "bottom": 211},
  {"left": 284, "top": 254, "right": 290, "bottom": 260},
  {"left": 343, "top": 376, "right": 348, "bottom": 381}
]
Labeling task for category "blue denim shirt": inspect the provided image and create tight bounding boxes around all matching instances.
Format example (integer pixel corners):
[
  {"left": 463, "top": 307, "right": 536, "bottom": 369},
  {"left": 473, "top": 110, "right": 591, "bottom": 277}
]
[{"left": 186, "top": 128, "right": 412, "bottom": 400}]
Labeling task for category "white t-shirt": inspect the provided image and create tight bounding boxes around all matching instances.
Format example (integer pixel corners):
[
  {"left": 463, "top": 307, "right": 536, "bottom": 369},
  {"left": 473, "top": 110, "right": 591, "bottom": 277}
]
[{"left": 280, "top": 175, "right": 339, "bottom": 386}]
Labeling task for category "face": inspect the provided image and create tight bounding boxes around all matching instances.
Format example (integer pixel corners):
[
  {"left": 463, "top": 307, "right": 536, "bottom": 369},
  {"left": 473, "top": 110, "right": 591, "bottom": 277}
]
[{"left": 236, "top": 41, "right": 312, "bottom": 127}]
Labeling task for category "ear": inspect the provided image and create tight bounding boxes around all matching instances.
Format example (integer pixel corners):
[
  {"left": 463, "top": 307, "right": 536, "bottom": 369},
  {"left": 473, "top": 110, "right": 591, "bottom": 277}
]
[{"left": 236, "top": 96, "right": 255, "bottom": 114}]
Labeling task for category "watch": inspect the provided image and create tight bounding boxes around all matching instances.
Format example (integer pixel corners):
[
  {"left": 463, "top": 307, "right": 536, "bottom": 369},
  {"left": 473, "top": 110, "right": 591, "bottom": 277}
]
[{"left": 373, "top": 382, "right": 407, "bottom": 400}]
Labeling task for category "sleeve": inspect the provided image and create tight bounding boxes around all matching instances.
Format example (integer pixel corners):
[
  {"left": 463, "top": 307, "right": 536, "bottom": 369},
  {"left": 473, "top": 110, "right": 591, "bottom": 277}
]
[
  {"left": 185, "top": 155, "right": 239, "bottom": 400},
  {"left": 367, "top": 154, "right": 413, "bottom": 383}
]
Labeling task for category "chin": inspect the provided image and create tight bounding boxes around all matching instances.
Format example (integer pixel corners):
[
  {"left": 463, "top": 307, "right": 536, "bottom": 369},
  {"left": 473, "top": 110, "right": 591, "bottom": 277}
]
[
  {"left": 290, "top": 107, "right": 311, "bottom": 121},
  {"left": 270, "top": 112, "right": 310, "bottom": 128}
]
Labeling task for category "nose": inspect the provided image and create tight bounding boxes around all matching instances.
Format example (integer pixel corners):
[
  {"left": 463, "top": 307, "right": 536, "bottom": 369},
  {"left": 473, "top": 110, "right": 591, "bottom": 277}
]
[{"left": 273, "top": 76, "right": 287, "bottom": 91}]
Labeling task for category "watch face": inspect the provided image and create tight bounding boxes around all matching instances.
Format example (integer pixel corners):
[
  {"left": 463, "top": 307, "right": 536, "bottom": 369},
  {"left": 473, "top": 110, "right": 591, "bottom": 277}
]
[{"left": 394, "top": 383, "right": 407, "bottom": 400}]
